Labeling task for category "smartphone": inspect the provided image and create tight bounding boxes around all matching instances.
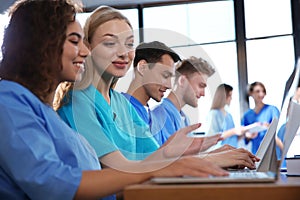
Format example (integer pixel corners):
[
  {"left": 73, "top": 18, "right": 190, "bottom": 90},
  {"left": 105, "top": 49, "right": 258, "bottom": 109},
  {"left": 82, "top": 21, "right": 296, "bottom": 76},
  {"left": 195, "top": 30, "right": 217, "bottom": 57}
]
[{"left": 187, "top": 131, "right": 206, "bottom": 138}]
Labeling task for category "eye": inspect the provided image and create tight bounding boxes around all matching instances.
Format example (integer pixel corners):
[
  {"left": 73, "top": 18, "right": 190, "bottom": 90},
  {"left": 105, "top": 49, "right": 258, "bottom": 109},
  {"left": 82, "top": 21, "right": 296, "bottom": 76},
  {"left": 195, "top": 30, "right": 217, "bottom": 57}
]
[
  {"left": 70, "top": 40, "right": 79, "bottom": 45},
  {"left": 68, "top": 35, "right": 80, "bottom": 45},
  {"left": 125, "top": 42, "right": 134, "bottom": 49},
  {"left": 103, "top": 41, "right": 117, "bottom": 47},
  {"left": 162, "top": 72, "right": 171, "bottom": 79}
]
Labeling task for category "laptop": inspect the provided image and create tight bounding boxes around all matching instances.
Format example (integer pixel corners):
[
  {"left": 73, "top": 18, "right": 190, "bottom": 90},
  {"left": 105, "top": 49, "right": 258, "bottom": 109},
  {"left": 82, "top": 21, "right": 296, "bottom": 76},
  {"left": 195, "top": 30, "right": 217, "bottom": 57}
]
[
  {"left": 150, "top": 58, "right": 300, "bottom": 184},
  {"left": 150, "top": 117, "right": 279, "bottom": 184}
]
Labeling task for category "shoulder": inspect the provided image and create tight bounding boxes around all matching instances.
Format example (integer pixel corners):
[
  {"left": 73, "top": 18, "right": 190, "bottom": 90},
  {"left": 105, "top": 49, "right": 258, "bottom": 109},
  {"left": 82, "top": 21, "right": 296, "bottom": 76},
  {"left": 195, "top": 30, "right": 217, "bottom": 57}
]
[
  {"left": 0, "top": 80, "right": 42, "bottom": 107},
  {"left": 208, "top": 109, "right": 223, "bottom": 119},
  {"left": 264, "top": 104, "right": 280, "bottom": 114},
  {"left": 112, "top": 90, "right": 133, "bottom": 105},
  {"left": 209, "top": 109, "right": 221, "bottom": 115},
  {"left": 265, "top": 104, "right": 279, "bottom": 111}
]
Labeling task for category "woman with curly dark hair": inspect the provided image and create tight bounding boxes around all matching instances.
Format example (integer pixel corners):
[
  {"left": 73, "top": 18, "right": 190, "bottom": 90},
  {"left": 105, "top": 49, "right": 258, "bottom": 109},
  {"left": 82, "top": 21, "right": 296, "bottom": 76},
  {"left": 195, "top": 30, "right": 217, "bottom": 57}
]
[{"left": 0, "top": 1, "right": 228, "bottom": 200}]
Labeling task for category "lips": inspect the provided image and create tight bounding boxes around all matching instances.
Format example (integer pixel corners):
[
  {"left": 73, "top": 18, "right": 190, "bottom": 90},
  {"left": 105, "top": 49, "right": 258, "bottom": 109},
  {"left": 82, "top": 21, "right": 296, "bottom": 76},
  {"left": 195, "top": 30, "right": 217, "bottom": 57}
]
[
  {"left": 159, "top": 89, "right": 166, "bottom": 97},
  {"left": 112, "top": 61, "right": 128, "bottom": 69},
  {"left": 74, "top": 62, "right": 85, "bottom": 73}
]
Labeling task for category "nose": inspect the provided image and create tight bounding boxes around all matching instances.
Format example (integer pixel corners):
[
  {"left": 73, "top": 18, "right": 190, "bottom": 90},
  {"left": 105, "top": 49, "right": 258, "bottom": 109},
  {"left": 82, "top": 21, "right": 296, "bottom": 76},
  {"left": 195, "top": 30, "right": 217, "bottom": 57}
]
[
  {"left": 199, "top": 88, "right": 205, "bottom": 97},
  {"left": 79, "top": 42, "right": 90, "bottom": 58},
  {"left": 117, "top": 44, "right": 129, "bottom": 57},
  {"left": 163, "top": 77, "right": 172, "bottom": 89}
]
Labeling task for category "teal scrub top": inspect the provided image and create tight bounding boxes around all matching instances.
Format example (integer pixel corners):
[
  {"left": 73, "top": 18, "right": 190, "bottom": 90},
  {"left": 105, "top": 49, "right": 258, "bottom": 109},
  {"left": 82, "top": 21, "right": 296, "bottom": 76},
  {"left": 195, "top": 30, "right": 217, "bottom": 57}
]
[{"left": 58, "top": 85, "right": 159, "bottom": 160}]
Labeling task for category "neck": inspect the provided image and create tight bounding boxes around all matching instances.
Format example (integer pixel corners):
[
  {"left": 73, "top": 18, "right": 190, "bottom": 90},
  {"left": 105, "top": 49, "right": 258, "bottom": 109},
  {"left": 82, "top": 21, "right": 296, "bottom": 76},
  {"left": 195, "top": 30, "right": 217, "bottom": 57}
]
[
  {"left": 254, "top": 101, "right": 265, "bottom": 113},
  {"left": 167, "top": 91, "right": 183, "bottom": 111},
  {"left": 92, "top": 73, "right": 113, "bottom": 104},
  {"left": 47, "top": 90, "right": 55, "bottom": 108},
  {"left": 220, "top": 107, "right": 226, "bottom": 114},
  {"left": 127, "top": 78, "right": 149, "bottom": 106},
  {"left": 47, "top": 81, "right": 60, "bottom": 108}
]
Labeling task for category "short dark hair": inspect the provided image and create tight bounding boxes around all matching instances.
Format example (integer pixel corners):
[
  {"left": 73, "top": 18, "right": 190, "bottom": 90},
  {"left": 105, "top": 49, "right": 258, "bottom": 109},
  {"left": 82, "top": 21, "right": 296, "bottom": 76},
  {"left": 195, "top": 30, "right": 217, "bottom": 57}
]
[
  {"left": 133, "top": 41, "right": 181, "bottom": 68},
  {"left": 248, "top": 81, "right": 266, "bottom": 95}
]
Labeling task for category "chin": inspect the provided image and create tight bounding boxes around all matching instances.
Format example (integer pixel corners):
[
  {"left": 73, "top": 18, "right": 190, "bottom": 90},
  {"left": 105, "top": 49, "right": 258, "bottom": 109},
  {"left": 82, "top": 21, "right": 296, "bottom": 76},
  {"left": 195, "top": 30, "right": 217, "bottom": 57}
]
[
  {"left": 114, "top": 72, "right": 127, "bottom": 78},
  {"left": 191, "top": 101, "right": 198, "bottom": 108},
  {"left": 154, "top": 97, "right": 162, "bottom": 102}
]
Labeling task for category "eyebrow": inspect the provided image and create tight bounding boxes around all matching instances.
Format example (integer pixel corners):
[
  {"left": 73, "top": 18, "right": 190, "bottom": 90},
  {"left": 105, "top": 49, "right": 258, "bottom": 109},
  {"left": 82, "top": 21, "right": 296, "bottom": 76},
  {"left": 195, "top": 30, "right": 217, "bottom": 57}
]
[
  {"left": 68, "top": 32, "right": 82, "bottom": 39},
  {"left": 102, "top": 33, "right": 134, "bottom": 40}
]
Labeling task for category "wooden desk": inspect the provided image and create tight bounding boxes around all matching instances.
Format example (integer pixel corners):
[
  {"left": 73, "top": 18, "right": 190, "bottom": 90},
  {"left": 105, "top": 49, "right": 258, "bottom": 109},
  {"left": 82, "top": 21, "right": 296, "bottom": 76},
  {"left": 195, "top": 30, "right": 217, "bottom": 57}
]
[{"left": 124, "top": 174, "right": 300, "bottom": 200}]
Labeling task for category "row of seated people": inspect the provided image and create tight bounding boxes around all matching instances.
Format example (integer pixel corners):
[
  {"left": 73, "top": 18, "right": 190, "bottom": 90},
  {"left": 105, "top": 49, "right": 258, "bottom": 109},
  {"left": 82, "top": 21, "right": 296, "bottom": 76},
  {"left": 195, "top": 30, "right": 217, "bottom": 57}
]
[{"left": 0, "top": 1, "right": 283, "bottom": 199}]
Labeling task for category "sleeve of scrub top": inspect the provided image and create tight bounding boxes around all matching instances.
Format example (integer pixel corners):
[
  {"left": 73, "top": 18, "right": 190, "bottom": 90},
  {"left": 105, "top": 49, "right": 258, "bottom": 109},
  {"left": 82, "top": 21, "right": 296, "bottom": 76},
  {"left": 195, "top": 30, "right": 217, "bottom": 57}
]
[
  {"left": 58, "top": 90, "right": 119, "bottom": 158},
  {"left": 0, "top": 102, "right": 80, "bottom": 200}
]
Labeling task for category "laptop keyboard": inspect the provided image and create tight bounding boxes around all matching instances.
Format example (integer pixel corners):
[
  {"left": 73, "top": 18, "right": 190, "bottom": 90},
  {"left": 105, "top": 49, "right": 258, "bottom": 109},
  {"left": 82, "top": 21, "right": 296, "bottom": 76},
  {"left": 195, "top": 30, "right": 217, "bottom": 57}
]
[{"left": 229, "top": 171, "right": 270, "bottom": 179}]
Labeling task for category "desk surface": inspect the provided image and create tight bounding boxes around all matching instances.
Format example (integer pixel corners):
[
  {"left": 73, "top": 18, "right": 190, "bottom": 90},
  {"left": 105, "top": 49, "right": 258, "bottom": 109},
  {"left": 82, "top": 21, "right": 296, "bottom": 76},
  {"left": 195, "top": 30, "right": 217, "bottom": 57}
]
[{"left": 124, "top": 174, "right": 300, "bottom": 200}]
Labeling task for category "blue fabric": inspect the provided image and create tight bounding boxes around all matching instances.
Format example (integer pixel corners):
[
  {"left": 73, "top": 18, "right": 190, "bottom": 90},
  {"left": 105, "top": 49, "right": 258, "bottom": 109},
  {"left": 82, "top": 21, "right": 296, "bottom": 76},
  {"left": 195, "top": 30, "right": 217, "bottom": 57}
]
[
  {"left": 0, "top": 80, "right": 115, "bottom": 200},
  {"left": 151, "top": 98, "right": 190, "bottom": 146},
  {"left": 58, "top": 85, "right": 159, "bottom": 161},
  {"left": 122, "top": 93, "right": 149, "bottom": 124},
  {"left": 276, "top": 123, "right": 287, "bottom": 168},
  {"left": 241, "top": 104, "right": 280, "bottom": 154},
  {"left": 206, "top": 109, "right": 239, "bottom": 148}
]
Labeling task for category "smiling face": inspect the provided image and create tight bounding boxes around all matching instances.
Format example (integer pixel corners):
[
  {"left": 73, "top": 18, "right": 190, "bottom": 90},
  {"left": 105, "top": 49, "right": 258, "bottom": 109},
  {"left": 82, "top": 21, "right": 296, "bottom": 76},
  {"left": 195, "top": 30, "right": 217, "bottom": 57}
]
[
  {"left": 251, "top": 84, "right": 266, "bottom": 103},
  {"left": 226, "top": 91, "right": 233, "bottom": 106},
  {"left": 183, "top": 72, "right": 208, "bottom": 107},
  {"left": 89, "top": 19, "right": 134, "bottom": 78},
  {"left": 142, "top": 54, "right": 175, "bottom": 102},
  {"left": 60, "top": 20, "right": 89, "bottom": 82}
]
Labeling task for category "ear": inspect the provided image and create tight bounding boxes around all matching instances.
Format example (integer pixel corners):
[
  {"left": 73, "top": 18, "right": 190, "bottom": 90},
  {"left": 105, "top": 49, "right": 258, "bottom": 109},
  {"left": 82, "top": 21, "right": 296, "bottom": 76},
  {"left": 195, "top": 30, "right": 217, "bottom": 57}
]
[
  {"left": 178, "top": 75, "right": 188, "bottom": 87},
  {"left": 136, "top": 60, "right": 148, "bottom": 76}
]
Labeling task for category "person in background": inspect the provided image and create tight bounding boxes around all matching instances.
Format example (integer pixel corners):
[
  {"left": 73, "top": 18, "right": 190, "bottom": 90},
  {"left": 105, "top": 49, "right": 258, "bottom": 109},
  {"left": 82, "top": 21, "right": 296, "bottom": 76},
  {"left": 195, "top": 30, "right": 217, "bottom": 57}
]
[
  {"left": 55, "top": 6, "right": 259, "bottom": 171},
  {"left": 292, "top": 82, "right": 300, "bottom": 102},
  {"left": 0, "top": 1, "right": 230, "bottom": 199},
  {"left": 241, "top": 81, "right": 280, "bottom": 154},
  {"left": 206, "top": 83, "right": 247, "bottom": 149}
]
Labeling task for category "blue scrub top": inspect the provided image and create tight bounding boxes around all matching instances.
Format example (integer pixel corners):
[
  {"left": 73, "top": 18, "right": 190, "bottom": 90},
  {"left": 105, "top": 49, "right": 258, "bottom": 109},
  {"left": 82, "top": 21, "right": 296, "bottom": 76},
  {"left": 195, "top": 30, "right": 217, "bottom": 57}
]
[
  {"left": 206, "top": 109, "right": 239, "bottom": 148},
  {"left": 122, "top": 93, "right": 150, "bottom": 124},
  {"left": 151, "top": 98, "right": 190, "bottom": 146},
  {"left": 58, "top": 85, "right": 159, "bottom": 161},
  {"left": 276, "top": 123, "right": 287, "bottom": 168},
  {"left": 0, "top": 80, "right": 115, "bottom": 200},
  {"left": 242, "top": 104, "right": 280, "bottom": 154}
]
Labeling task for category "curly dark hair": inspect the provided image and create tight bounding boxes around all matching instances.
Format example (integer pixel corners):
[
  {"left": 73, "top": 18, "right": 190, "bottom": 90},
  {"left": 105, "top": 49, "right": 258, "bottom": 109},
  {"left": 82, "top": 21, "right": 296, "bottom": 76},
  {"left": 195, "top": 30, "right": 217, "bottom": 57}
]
[{"left": 0, "top": 0, "right": 81, "bottom": 104}]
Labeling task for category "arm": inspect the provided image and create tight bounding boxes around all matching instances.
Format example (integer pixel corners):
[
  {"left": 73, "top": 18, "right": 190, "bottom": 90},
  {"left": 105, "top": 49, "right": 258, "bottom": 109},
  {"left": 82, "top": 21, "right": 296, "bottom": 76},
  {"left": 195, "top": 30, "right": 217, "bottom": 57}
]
[
  {"left": 76, "top": 154, "right": 229, "bottom": 199},
  {"left": 99, "top": 123, "right": 221, "bottom": 170},
  {"left": 221, "top": 126, "right": 247, "bottom": 139}
]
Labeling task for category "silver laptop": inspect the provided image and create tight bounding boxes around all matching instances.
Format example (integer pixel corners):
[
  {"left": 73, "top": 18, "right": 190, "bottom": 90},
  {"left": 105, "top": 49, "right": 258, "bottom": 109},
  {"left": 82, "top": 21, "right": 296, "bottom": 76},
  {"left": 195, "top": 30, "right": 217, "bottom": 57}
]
[
  {"left": 151, "top": 117, "right": 279, "bottom": 184},
  {"left": 151, "top": 58, "right": 300, "bottom": 184}
]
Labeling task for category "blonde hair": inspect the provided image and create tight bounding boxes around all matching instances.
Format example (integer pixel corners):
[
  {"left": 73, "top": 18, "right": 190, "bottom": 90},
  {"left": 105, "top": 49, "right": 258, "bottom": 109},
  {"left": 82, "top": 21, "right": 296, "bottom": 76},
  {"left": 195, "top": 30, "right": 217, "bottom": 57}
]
[
  {"left": 78, "top": 5, "right": 132, "bottom": 90},
  {"left": 54, "top": 6, "right": 132, "bottom": 110},
  {"left": 175, "top": 56, "right": 215, "bottom": 83},
  {"left": 210, "top": 83, "right": 233, "bottom": 110}
]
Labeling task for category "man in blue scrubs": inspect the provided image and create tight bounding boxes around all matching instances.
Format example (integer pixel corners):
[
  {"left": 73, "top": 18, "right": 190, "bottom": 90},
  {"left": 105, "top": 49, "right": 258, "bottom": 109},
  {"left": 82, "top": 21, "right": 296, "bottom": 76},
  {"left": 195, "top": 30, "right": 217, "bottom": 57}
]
[
  {"left": 151, "top": 56, "right": 215, "bottom": 145},
  {"left": 123, "top": 41, "right": 181, "bottom": 142},
  {"left": 123, "top": 42, "right": 215, "bottom": 145}
]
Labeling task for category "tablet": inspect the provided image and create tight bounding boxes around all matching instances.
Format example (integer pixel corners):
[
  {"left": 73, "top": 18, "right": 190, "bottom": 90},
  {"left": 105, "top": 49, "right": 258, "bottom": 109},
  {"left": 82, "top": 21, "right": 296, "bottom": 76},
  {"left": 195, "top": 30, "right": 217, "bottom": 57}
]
[{"left": 244, "top": 123, "right": 268, "bottom": 133}]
